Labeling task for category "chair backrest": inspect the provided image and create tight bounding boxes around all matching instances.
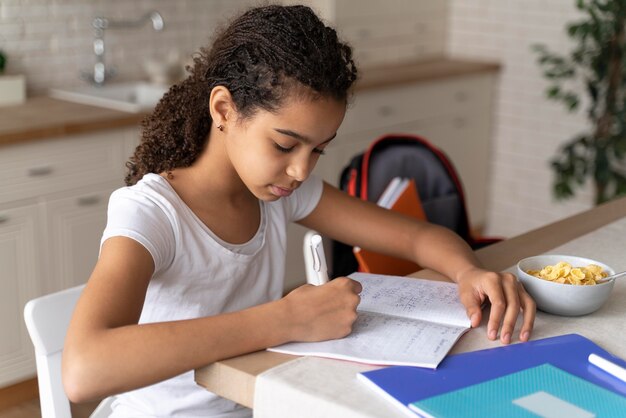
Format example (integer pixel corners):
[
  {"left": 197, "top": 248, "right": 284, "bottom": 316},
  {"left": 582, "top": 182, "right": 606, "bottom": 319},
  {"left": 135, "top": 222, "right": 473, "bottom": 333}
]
[{"left": 24, "top": 285, "right": 84, "bottom": 418}]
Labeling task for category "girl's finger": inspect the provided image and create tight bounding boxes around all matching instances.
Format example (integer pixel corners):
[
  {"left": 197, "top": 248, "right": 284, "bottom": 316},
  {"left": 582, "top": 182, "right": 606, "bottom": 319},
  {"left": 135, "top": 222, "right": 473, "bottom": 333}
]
[
  {"left": 498, "top": 273, "right": 521, "bottom": 344},
  {"left": 517, "top": 282, "right": 536, "bottom": 342},
  {"left": 483, "top": 272, "right": 506, "bottom": 341}
]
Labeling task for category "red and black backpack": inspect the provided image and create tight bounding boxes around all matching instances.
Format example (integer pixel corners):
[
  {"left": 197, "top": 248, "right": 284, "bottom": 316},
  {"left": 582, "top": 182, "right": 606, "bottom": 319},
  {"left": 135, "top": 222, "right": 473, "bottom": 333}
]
[{"left": 331, "top": 133, "right": 500, "bottom": 278}]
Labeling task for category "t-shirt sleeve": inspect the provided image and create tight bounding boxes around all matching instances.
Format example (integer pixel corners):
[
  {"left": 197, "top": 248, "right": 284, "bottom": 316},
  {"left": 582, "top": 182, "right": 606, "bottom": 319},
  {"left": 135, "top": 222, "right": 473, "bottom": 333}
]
[
  {"left": 286, "top": 174, "right": 324, "bottom": 222},
  {"left": 101, "top": 187, "right": 175, "bottom": 273}
]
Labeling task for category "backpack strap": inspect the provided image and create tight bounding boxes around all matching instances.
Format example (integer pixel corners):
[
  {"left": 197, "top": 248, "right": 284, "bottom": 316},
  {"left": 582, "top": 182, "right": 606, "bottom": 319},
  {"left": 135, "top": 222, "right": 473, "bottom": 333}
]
[{"left": 339, "top": 153, "right": 364, "bottom": 197}]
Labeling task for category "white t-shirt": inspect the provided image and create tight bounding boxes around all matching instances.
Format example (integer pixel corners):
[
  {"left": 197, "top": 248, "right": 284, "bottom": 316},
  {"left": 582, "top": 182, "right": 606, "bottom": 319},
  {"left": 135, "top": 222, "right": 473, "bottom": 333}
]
[{"left": 101, "top": 173, "right": 323, "bottom": 417}]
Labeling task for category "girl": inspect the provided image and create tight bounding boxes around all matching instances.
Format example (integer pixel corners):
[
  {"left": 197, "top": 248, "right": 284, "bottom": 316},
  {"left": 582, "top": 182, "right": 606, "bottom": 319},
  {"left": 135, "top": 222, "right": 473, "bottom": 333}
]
[{"left": 63, "top": 4, "right": 535, "bottom": 417}]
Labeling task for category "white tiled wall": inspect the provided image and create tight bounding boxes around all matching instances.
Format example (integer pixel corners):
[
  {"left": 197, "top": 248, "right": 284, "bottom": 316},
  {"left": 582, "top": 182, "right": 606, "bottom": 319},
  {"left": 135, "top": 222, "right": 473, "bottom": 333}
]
[
  {"left": 0, "top": 0, "right": 448, "bottom": 95},
  {"left": 0, "top": 0, "right": 255, "bottom": 95},
  {"left": 448, "top": 0, "right": 595, "bottom": 237}
]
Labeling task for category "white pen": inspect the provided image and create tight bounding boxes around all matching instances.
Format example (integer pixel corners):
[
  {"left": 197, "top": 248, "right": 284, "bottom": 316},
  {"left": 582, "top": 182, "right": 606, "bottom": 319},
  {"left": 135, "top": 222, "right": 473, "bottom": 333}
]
[
  {"left": 588, "top": 353, "right": 626, "bottom": 383},
  {"left": 309, "top": 234, "right": 330, "bottom": 286}
]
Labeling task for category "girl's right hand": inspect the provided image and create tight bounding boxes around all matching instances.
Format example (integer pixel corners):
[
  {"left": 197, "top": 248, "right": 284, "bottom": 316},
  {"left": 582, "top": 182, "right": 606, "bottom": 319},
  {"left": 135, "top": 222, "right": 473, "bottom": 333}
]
[{"left": 282, "top": 277, "right": 362, "bottom": 342}]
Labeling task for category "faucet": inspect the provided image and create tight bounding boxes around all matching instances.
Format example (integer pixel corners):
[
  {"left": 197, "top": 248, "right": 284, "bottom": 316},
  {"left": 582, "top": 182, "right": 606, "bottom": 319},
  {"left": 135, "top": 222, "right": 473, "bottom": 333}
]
[{"left": 87, "top": 11, "right": 164, "bottom": 86}]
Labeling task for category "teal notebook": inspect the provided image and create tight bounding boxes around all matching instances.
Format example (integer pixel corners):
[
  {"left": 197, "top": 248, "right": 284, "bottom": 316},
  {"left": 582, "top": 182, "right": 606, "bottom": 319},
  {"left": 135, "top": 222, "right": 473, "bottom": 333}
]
[{"left": 409, "top": 363, "right": 626, "bottom": 418}]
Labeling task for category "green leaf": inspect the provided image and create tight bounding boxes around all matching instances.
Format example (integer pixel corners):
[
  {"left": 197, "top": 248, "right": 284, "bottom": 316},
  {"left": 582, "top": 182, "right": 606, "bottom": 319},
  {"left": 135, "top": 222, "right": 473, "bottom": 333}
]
[
  {"left": 616, "top": 175, "right": 626, "bottom": 195},
  {"left": 0, "top": 51, "right": 5, "bottom": 74},
  {"left": 546, "top": 85, "right": 561, "bottom": 98},
  {"left": 614, "top": 136, "right": 626, "bottom": 157},
  {"left": 564, "top": 93, "right": 580, "bottom": 110},
  {"left": 554, "top": 181, "right": 574, "bottom": 199}
]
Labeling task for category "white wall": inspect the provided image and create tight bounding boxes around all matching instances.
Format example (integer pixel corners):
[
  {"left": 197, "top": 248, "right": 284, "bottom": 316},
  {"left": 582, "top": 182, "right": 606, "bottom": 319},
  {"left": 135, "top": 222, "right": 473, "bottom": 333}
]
[
  {"left": 0, "top": 0, "right": 448, "bottom": 96},
  {"left": 448, "top": 0, "right": 595, "bottom": 237},
  {"left": 0, "top": 0, "right": 255, "bottom": 95}
]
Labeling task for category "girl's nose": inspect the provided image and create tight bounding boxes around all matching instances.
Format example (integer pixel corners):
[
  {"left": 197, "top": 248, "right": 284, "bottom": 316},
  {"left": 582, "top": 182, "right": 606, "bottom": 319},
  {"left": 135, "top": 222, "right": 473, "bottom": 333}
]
[{"left": 286, "top": 154, "right": 312, "bottom": 182}]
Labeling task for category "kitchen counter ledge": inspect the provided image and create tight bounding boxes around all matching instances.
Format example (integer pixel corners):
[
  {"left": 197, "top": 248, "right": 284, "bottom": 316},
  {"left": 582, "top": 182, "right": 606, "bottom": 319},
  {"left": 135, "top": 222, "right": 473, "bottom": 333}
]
[{"left": 0, "top": 58, "right": 500, "bottom": 146}]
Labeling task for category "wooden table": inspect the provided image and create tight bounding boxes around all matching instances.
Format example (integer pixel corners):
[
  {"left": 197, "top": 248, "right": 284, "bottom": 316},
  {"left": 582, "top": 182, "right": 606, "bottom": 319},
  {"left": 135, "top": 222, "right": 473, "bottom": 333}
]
[{"left": 195, "top": 196, "right": 626, "bottom": 409}]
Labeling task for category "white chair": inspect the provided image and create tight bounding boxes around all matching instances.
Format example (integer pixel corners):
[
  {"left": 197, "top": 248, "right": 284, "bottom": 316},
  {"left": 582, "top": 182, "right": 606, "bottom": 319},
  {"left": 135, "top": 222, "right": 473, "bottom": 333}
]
[{"left": 24, "top": 285, "right": 114, "bottom": 418}]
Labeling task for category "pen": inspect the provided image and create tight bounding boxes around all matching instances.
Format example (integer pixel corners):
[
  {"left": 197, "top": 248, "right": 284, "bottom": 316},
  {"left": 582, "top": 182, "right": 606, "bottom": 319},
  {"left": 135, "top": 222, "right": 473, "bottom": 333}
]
[
  {"left": 309, "top": 234, "right": 330, "bottom": 286},
  {"left": 588, "top": 353, "right": 626, "bottom": 382}
]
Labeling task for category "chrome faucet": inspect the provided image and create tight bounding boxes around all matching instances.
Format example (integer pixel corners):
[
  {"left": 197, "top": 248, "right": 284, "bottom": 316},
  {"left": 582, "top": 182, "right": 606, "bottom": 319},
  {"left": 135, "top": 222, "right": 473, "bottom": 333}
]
[{"left": 87, "top": 11, "right": 164, "bottom": 86}]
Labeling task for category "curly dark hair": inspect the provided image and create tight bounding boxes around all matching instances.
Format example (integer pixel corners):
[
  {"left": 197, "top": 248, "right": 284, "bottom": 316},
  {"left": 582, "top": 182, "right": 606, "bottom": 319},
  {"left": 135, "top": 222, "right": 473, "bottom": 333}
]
[{"left": 125, "top": 4, "right": 358, "bottom": 185}]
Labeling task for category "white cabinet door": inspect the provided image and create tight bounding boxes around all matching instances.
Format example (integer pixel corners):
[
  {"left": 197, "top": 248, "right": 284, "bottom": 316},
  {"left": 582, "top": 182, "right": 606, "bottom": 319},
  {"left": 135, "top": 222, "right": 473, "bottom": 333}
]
[
  {"left": 0, "top": 203, "right": 40, "bottom": 387},
  {"left": 43, "top": 184, "right": 118, "bottom": 292},
  {"left": 0, "top": 127, "right": 137, "bottom": 388}
]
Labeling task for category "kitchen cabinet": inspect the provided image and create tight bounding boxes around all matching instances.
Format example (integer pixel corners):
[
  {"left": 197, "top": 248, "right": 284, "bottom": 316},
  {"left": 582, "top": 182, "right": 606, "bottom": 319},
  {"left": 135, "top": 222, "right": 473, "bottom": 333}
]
[
  {"left": 43, "top": 183, "right": 121, "bottom": 293},
  {"left": 0, "top": 127, "right": 138, "bottom": 387},
  {"left": 0, "top": 203, "right": 40, "bottom": 387},
  {"left": 284, "top": 72, "right": 497, "bottom": 290},
  {"left": 298, "top": 0, "right": 448, "bottom": 67}
]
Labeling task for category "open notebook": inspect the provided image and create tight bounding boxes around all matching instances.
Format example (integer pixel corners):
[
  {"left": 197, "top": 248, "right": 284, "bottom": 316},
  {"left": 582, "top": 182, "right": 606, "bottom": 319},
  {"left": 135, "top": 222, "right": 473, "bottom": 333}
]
[{"left": 268, "top": 273, "right": 470, "bottom": 368}]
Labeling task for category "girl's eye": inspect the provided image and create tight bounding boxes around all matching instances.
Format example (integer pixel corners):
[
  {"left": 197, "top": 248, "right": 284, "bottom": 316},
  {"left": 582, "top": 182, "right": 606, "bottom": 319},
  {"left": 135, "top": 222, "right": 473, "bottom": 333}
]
[
  {"left": 273, "top": 143, "right": 294, "bottom": 153},
  {"left": 273, "top": 141, "right": 326, "bottom": 155}
]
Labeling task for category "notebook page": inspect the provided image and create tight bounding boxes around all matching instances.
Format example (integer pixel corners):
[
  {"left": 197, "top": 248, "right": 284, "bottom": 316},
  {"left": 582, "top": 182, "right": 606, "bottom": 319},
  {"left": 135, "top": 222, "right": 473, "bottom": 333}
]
[
  {"left": 268, "top": 311, "right": 469, "bottom": 368},
  {"left": 351, "top": 272, "right": 471, "bottom": 328}
]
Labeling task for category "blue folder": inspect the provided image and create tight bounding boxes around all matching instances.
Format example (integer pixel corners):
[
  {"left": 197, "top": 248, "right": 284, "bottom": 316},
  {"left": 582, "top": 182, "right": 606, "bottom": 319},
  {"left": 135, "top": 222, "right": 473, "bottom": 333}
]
[{"left": 358, "top": 334, "right": 626, "bottom": 417}]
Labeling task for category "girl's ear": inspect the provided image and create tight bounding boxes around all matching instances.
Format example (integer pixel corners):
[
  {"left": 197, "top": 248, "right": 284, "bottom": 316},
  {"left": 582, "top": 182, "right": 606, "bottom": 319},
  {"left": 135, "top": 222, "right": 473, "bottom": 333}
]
[{"left": 209, "top": 86, "right": 236, "bottom": 129}]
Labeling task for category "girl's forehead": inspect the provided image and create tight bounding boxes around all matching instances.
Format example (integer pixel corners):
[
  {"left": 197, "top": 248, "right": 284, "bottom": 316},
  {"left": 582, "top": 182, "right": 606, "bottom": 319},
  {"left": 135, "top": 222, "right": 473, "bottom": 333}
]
[{"left": 253, "top": 95, "right": 346, "bottom": 138}]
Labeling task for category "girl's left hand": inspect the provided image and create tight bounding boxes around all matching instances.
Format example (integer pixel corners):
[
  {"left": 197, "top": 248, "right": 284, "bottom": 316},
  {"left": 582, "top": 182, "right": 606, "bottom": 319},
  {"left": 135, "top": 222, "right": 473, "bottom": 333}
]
[{"left": 456, "top": 267, "right": 536, "bottom": 344}]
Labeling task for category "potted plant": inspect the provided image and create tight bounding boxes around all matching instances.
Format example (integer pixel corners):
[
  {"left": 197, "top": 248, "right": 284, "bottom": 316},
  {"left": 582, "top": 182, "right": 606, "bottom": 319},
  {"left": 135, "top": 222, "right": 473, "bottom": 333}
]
[
  {"left": 0, "top": 49, "right": 26, "bottom": 106},
  {"left": 533, "top": 0, "right": 626, "bottom": 204}
]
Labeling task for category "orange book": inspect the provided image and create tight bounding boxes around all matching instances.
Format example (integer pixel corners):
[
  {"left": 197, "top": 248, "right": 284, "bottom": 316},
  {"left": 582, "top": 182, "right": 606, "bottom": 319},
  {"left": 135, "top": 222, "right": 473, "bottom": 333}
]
[{"left": 354, "top": 178, "right": 425, "bottom": 276}]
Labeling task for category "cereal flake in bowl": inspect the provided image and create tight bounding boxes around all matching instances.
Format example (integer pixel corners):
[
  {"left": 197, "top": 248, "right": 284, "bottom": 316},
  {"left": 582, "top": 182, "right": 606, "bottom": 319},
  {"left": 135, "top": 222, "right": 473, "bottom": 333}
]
[{"left": 516, "top": 254, "right": 615, "bottom": 316}]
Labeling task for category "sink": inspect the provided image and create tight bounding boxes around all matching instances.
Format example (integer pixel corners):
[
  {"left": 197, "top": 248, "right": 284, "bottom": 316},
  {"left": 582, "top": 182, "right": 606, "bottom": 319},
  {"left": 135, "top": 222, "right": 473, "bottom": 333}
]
[{"left": 49, "top": 82, "right": 169, "bottom": 113}]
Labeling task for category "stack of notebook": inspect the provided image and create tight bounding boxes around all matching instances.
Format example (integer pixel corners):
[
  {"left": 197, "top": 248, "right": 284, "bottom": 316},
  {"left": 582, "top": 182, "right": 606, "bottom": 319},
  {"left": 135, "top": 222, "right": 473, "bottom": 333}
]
[
  {"left": 357, "top": 334, "right": 626, "bottom": 417},
  {"left": 353, "top": 177, "right": 424, "bottom": 276}
]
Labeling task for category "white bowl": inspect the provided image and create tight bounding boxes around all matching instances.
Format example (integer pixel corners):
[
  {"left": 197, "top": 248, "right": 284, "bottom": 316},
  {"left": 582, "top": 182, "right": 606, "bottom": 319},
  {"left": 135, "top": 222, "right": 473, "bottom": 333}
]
[{"left": 516, "top": 254, "right": 615, "bottom": 316}]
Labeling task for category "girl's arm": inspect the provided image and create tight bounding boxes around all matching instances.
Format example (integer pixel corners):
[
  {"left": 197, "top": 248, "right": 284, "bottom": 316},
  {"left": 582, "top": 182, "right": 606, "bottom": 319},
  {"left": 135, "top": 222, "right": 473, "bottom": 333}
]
[
  {"left": 62, "top": 236, "right": 361, "bottom": 403},
  {"left": 299, "top": 182, "right": 536, "bottom": 344}
]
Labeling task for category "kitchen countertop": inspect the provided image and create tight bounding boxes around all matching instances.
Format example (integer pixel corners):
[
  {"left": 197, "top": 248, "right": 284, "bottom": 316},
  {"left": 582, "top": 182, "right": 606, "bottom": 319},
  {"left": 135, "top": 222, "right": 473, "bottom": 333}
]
[
  {"left": 356, "top": 58, "right": 500, "bottom": 90},
  {"left": 0, "top": 97, "right": 146, "bottom": 146},
  {"left": 0, "top": 58, "right": 500, "bottom": 147}
]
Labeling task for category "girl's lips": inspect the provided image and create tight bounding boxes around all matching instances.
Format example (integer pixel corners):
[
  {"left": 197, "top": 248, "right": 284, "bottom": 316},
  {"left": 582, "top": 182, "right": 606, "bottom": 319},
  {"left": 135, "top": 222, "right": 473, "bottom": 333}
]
[{"left": 270, "top": 185, "right": 294, "bottom": 197}]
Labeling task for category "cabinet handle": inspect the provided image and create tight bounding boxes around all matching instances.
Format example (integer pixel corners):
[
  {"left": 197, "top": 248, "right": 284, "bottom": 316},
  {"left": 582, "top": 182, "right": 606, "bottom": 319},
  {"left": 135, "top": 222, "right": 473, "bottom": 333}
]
[
  {"left": 27, "top": 165, "right": 54, "bottom": 177},
  {"left": 0, "top": 214, "right": 8, "bottom": 224},
  {"left": 77, "top": 195, "right": 101, "bottom": 206}
]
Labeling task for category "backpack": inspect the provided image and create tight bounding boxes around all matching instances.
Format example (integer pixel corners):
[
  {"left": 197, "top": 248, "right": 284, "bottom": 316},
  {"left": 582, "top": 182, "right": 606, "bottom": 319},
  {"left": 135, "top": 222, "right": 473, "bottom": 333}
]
[{"left": 331, "top": 133, "right": 500, "bottom": 278}]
